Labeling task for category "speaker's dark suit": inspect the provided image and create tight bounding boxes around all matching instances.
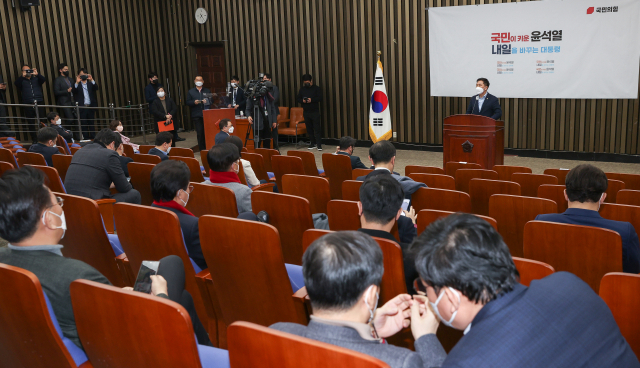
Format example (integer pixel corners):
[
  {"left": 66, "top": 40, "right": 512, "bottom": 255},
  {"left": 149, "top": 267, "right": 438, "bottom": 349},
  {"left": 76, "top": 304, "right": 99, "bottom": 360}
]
[{"left": 466, "top": 92, "right": 502, "bottom": 120}]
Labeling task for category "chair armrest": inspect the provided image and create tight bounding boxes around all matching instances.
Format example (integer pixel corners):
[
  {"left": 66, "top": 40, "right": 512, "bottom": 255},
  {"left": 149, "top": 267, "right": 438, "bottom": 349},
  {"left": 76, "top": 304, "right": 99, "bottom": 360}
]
[
  {"left": 95, "top": 199, "right": 117, "bottom": 205},
  {"left": 195, "top": 268, "right": 221, "bottom": 322},
  {"left": 292, "top": 286, "right": 312, "bottom": 321},
  {"left": 251, "top": 183, "right": 275, "bottom": 192},
  {"left": 96, "top": 199, "right": 116, "bottom": 234},
  {"left": 115, "top": 254, "right": 135, "bottom": 287}
]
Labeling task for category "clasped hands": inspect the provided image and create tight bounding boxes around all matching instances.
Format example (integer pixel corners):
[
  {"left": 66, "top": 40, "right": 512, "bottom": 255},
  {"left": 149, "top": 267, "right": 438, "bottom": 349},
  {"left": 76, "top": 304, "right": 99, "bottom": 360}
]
[{"left": 372, "top": 294, "right": 439, "bottom": 340}]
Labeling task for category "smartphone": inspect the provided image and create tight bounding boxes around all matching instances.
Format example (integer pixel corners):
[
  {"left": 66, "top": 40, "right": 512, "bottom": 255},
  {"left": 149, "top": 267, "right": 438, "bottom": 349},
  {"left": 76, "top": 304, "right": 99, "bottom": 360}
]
[
  {"left": 133, "top": 260, "right": 160, "bottom": 294},
  {"left": 401, "top": 199, "right": 411, "bottom": 212}
]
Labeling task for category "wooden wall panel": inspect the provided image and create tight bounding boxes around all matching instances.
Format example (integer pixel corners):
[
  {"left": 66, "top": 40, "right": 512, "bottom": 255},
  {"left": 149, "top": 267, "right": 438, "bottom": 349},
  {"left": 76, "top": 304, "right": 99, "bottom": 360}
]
[{"left": 1, "top": 0, "right": 638, "bottom": 155}]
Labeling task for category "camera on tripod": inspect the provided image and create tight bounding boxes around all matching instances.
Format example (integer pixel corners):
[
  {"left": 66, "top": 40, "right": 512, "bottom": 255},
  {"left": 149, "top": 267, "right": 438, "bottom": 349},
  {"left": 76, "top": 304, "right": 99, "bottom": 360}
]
[{"left": 244, "top": 78, "right": 273, "bottom": 99}]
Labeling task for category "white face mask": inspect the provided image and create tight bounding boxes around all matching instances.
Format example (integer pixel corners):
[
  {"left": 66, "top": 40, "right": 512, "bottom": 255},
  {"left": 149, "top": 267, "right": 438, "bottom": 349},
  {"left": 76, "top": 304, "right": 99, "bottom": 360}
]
[
  {"left": 475, "top": 86, "right": 484, "bottom": 95},
  {"left": 195, "top": 81, "right": 204, "bottom": 87},
  {"left": 42, "top": 209, "right": 67, "bottom": 239},
  {"left": 429, "top": 287, "right": 461, "bottom": 328},
  {"left": 233, "top": 160, "right": 240, "bottom": 174},
  {"left": 178, "top": 189, "right": 189, "bottom": 207},
  {"left": 231, "top": 83, "right": 238, "bottom": 88},
  {"left": 363, "top": 285, "right": 379, "bottom": 325},
  {"left": 55, "top": 118, "right": 62, "bottom": 125},
  {"left": 228, "top": 126, "right": 235, "bottom": 134},
  {"left": 157, "top": 92, "right": 165, "bottom": 98},
  {"left": 597, "top": 192, "right": 605, "bottom": 211},
  {"left": 116, "top": 125, "right": 123, "bottom": 132},
  {"left": 166, "top": 146, "right": 172, "bottom": 154}
]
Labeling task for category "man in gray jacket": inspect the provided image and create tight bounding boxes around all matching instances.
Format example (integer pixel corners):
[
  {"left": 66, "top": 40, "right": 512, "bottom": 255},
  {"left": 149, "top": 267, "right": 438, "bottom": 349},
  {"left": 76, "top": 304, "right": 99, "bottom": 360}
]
[
  {"left": 204, "top": 142, "right": 253, "bottom": 214},
  {"left": 271, "top": 231, "right": 446, "bottom": 368}
]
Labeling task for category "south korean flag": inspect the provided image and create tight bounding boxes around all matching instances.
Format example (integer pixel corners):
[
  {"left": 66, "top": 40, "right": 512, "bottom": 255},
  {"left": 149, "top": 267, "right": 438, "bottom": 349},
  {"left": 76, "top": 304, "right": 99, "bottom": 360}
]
[{"left": 369, "top": 59, "right": 392, "bottom": 143}]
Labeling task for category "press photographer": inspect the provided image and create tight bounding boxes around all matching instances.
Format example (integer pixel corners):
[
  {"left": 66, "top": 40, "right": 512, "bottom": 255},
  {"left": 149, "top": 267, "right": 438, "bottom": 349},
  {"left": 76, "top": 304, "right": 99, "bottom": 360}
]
[{"left": 246, "top": 73, "right": 280, "bottom": 149}]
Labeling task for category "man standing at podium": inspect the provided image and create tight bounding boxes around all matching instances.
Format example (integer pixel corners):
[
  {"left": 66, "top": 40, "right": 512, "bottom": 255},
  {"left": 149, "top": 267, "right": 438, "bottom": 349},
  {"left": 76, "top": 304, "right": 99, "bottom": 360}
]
[{"left": 466, "top": 78, "right": 502, "bottom": 120}]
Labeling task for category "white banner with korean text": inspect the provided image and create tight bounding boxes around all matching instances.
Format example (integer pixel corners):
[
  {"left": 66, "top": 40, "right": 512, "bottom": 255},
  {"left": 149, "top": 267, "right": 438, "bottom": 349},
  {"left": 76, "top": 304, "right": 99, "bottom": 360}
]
[{"left": 428, "top": 0, "right": 640, "bottom": 99}]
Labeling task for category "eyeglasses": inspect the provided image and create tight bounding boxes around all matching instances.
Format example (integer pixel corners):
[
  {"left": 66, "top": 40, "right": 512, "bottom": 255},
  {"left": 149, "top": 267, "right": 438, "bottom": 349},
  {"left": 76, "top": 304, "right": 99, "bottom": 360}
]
[
  {"left": 46, "top": 196, "right": 64, "bottom": 210},
  {"left": 413, "top": 278, "right": 427, "bottom": 296},
  {"left": 185, "top": 185, "right": 194, "bottom": 194}
]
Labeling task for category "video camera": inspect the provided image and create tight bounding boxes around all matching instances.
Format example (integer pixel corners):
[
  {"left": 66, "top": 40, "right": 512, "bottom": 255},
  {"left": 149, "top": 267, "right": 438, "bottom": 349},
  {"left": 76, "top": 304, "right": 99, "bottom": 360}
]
[{"left": 244, "top": 77, "right": 273, "bottom": 99}]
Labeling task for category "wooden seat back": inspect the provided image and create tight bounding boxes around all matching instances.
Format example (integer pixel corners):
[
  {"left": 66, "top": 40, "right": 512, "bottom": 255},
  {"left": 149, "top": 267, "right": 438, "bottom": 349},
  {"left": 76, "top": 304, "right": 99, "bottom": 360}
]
[
  {"left": 287, "top": 150, "right": 321, "bottom": 176},
  {"left": 169, "top": 147, "right": 195, "bottom": 158},
  {"left": 537, "top": 184, "right": 568, "bottom": 213},
  {"left": 237, "top": 160, "right": 248, "bottom": 185},
  {"left": 52, "top": 154, "right": 73, "bottom": 183},
  {"left": 123, "top": 144, "right": 135, "bottom": 158},
  {"left": 228, "top": 322, "right": 390, "bottom": 368},
  {"left": 511, "top": 173, "right": 558, "bottom": 197},
  {"left": 128, "top": 162, "right": 155, "bottom": 206},
  {"left": 138, "top": 145, "right": 153, "bottom": 154},
  {"left": 0, "top": 147, "right": 19, "bottom": 167},
  {"left": 242, "top": 152, "right": 271, "bottom": 182},
  {"left": 512, "top": 257, "right": 555, "bottom": 287},
  {"left": 469, "top": 179, "right": 521, "bottom": 216},
  {"left": 523, "top": 221, "right": 622, "bottom": 292},
  {"left": 254, "top": 148, "right": 279, "bottom": 172},
  {"left": 417, "top": 209, "right": 497, "bottom": 234},
  {"left": 186, "top": 182, "right": 239, "bottom": 218},
  {"left": 493, "top": 165, "right": 532, "bottom": 181},
  {"left": 322, "top": 153, "right": 352, "bottom": 199},
  {"left": 411, "top": 187, "right": 472, "bottom": 213},
  {"left": 200, "top": 149, "right": 210, "bottom": 176},
  {"left": 371, "top": 236, "right": 407, "bottom": 304},
  {"left": 113, "top": 203, "right": 216, "bottom": 339},
  {"left": 272, "top": 155, "right": 305, "bottom": 193},
  {"left": 600, "top": 203, "right": 640, "bottom": 241},
  {"left": 0, "top": 161, "right": 14, "bottom": 176},
  {"left": 599, "top": 272, "right": 640, "bottom": 358},
  {"left": 445, "top": 161, "right": 482, "bottom": 177},
  {"left": 605, "top": 179, "right": 625, "bottom": 203},
  {"left": 199, "top": 216, "right": 308, "bottom": 327},
  {"left": 70, "top": 146, "right": 81, "bottom": 155},
  {"left": 405, "top": 165, "right": 445, "bottom": 176},
  {"left": 606, "top": 172, "right": 640, "bottom": 191},
  {"left": 0, "top": 264, "right": 82, "bottom": 368},
  {"left": 251, "top": 191, "right": 314, "bottom": 265},
  {"left": 489, "top": 194, "right": 557, "bottom": 257},
  {"left": 616, "top": 190, "right": 640, "bottom": 206},
  {"left": 342, "top": 180, "right": 363, "bottom": 201},
  {"left": 132, "top": 153, "right": 161, "bottom": 164},
  {"left": 352, "top": 168, "right": 373, "bottom": 180},
  {"left": 17, "top": 151, "right": 47, "bottom": 167},
  {"left": 169, "top": 156, "right": 205, "bottom": 183},
  {"left": 26, "top": 164, "right": 65, "bottom": 193},
  {"left": 327, "top": 200, "right": 362, "bottom": 232},
  {"left": 454, "top": 169, "right": 499, "bottom": 193},
  {"left": 302, "top": 229, "right": 333, "bottom": 254},
  {"left": 408, "top": 173, "right": 456, "bottom": 190},
  {"left": 282, "top": 174, "right": 331, "bottom": 214},
  {"left": 70, "top": 280, "right": 205, "bottom": 367},
  {"left": 543, "top": 168, "right": 570, "bottom": 184},
  {"left": 56, "top": 135, "right": 72, "bottom": 155}
]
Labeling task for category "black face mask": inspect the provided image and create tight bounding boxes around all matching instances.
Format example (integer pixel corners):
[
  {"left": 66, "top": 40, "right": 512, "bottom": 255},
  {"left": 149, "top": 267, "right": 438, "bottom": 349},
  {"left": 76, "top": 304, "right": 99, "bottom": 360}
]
[
  {"left": 152, "top": 79, "right": 158, "bottom": 84},
  {"left": 62, "top": 71, "right": 70, "bottom": 76},
  {"left": 304, "top": 82, "right": 311, "bottom": 87}
]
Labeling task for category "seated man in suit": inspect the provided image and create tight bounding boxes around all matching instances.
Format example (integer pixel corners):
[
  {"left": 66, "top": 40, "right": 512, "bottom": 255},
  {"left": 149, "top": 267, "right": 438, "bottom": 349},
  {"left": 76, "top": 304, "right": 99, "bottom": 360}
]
[
  {"left": 335, "top": 136, "right": 367, "bottom": 169},
  {"left": 271, "top": 231, "right": 446, "bottom": 368},
  {"left": 358, "top": 174, "right": 418, "bottom": 293},
  {"left": 357, "top": 140, "right": 426, "bottom": 200},
  {"left": 47, "top": 111, "right": 73, "bottom": 143},
  {"left": 536, "top": 164, "right": 640, "bottom": 273},
  {"left": 0, "top": 167, "right": 212, "bottom": 348},
  {"left": 465, "top": 77, "right": 501, "bottom": 120},
  {"left": 215, "top": 119, "right": 233, "bottom": 146},
  {"left": 205, "top": 143, "right": 254, "bottom": 214},
  {"left": 147, "top": 131, "right": 172, "bottom": 161},
  {"left": 65, "top": 129, "right": 141, "bottom": 204},
  {"left": 412, "top": 213, "right": 638, "bottom": 367},
  {"left": 28, "top": 127, "right": 61, "bottom": 166}
]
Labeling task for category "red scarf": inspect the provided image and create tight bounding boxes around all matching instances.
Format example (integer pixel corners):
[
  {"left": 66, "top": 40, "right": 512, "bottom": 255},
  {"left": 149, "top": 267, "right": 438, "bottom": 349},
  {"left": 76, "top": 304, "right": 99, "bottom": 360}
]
[
  {"left": 208, "top": 171, "right": 241, "bottom": 184},
  {"left": 153, "top": 200, "right": 195, "bottom": 217}
]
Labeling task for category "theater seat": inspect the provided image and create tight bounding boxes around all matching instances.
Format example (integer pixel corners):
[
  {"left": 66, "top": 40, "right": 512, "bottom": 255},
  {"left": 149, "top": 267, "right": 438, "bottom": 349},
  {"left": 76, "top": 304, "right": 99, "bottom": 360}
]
[{"left": 279, "top": 107, "right": 306, "bottom": 146}]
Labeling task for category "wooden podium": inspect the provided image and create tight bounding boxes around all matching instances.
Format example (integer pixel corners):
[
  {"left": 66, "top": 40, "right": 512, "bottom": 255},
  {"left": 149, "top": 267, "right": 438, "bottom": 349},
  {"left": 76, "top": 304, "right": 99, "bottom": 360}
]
[
  {"left": 203, "top": 108, "right": 254, "bottom": 150},
  {"left": 443, "top": 114, "right": 504, "bottom": 169}
]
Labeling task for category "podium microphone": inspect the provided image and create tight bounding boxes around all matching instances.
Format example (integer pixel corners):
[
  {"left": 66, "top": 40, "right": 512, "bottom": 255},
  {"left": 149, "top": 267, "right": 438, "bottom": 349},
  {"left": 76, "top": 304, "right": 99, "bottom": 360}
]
[{"left": 473, "top": 95, "right": 479, "bottom": 114}]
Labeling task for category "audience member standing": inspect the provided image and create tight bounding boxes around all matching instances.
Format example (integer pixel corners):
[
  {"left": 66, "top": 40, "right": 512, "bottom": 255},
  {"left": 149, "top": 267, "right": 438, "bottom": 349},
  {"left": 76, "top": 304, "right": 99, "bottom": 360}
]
[
  {"left": 0, "top": 73, "right": 15, "bottom": 137},
  {"left": 47, "top": 111, "right": 73, "bottom": 143},
  {"left": 297, "top": 74, "right": 323, "bottom": 150},
  {"left": 72, "top": 68, "right": 99, "bottom": 139},
  {"left": 226, "top": 75, "right": 246, "bottom": 115},
  {"left": 28, "top": 127, "right": 61, "bottom": 166},
  {"left": 150, "top": 87, "right": 179, "bottom": 146},
  {"left": 186, "top": 75, "right": 211, "bottom": 150},
  {"left": 14, "top": 64, "right": 46, "bottom": 142},
  {"left": 145, "top": 72, "right": 162, "bottom": 105},
  {"left": 53, "top": 63, "right": 77, "bottom": 138}
]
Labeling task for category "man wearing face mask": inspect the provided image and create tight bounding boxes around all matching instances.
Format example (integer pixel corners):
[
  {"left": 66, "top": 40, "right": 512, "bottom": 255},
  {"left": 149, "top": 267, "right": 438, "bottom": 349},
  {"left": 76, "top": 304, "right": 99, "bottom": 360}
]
[
  {"left": 15, "top": 64, "right": 47, "bottom": 143},
  {"left": 150, "top": 87, "right": 179, "bottom": 146},
  {"left": 335, "top": 136, "right": 367, "bottom": 169},
  {"left": 47, "top": 111, "right": 73, "bottom": 143},
  {"left": 215, "top": 119, "right": 234, "bottom": 146},
  {"left": 72, "top": 68, "right": 99, "bottom": 139},
  {"left": 65, "top": 129, "right": 141, "bottom": 204},
  {"left": 271, "top": 231, "right": 446, "bottom": 368},
  {"left": 412, "top": 213, "right": 639, "bottom": 367},
  {"left": 53, "top": 63, "right": 77, "bottom": 137},
  {"left": 28, "top": 127, "right": 62, "bottom": 167},
  {"left": 145, "top": 72, "right": 162, "bottom": 105},
  {"left": 465, "top": 78, "right": 501, "bottom": 120},
  {"left": 226, "top": 75, "right": 246, "bottom": 116},
  {"left": 148, "top": 132, "right": 173, "bottom": 162},
  {"left": 535, "top": 164, "right": 640, "bottom": 273},
  {"left": 297, "top": 74, "right": 323, "bottom": 150},
  {"left": 204, "top": 143, "right": 255, "bottom": 214},
  {"left": 186, "top": 75, "right": 212, "bottom": 150}
]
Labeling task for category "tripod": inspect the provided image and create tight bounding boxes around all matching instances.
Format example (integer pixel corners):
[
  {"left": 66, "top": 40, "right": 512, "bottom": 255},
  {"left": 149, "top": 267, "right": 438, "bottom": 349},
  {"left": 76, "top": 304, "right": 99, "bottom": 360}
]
[{"left": 243, "top": 96, "right": 279, "bottom": 152}]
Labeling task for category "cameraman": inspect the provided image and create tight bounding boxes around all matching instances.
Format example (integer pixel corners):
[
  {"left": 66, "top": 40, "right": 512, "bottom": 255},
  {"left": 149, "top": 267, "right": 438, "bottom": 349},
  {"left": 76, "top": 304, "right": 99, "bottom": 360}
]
[
  {"left": 72, "top": 68, "right": 99, "bottom": 140},
  {"left": 246, "top": 73, "right": 280, "bottom": 149},
  {"left": 14, "top": 64, "right": 46, "bottom": 143}
]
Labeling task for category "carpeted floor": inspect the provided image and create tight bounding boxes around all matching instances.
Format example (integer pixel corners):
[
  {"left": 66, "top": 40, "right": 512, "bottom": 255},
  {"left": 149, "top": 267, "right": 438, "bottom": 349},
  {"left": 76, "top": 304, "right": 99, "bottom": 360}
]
[{"left": 132, "top": 131, "right": 640, "bottom": 176}]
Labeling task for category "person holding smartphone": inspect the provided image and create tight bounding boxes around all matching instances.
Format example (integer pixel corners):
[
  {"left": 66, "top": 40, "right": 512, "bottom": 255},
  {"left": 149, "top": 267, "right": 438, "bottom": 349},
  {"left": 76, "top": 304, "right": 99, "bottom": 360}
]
[
  {"left": 14, "top": 65, "right": 46, "bottom": 142},
  {"left": 72, "top": 68, "right": 99, "bottom": 139}
]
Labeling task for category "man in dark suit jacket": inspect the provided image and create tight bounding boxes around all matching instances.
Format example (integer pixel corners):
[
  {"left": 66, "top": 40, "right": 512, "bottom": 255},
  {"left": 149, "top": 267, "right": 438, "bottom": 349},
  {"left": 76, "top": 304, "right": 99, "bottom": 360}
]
[
  {"left": 336, "top": 136, "right": 367, "bottom": 169},
  {"left": 215, "top": 119, "right": 233, "bottom": 146},
  {"left": 465, "top": 77, "right": 502, "bottom": 120},
  {"left": 536, "top": 164, "right": 640, "bottom": 273},
  {"left": 246, "top": 73, "right": 280, "bottom": 149},
  {"left": 53, "top": 63, "right": 77, "bottom": 138},
  {"left": 148, "top": 131, "right": 172, "bottom": 162},
  {"left": 28, "top": 127, "right": 61, "bottom": 166},
  {"left": 413, "top": 213, "right": 639, "bottom": 367},
  {"left": 47, "top": 111, "right": 73, "bottom": 143},
  {"left": 271, "top": 231, "right": 446, "bottom": 368},
  {"left": 72, "top": 68, "right": 99, "bottom": 139},
  {"left": 186, "top": 75, "right": 212, "bottom": 150},
  {"left": 226, "top": 76, "right": 246, "bottom": 115},
  {"left": 65, "top": 129, "right": 141, "bottom": 204}
]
